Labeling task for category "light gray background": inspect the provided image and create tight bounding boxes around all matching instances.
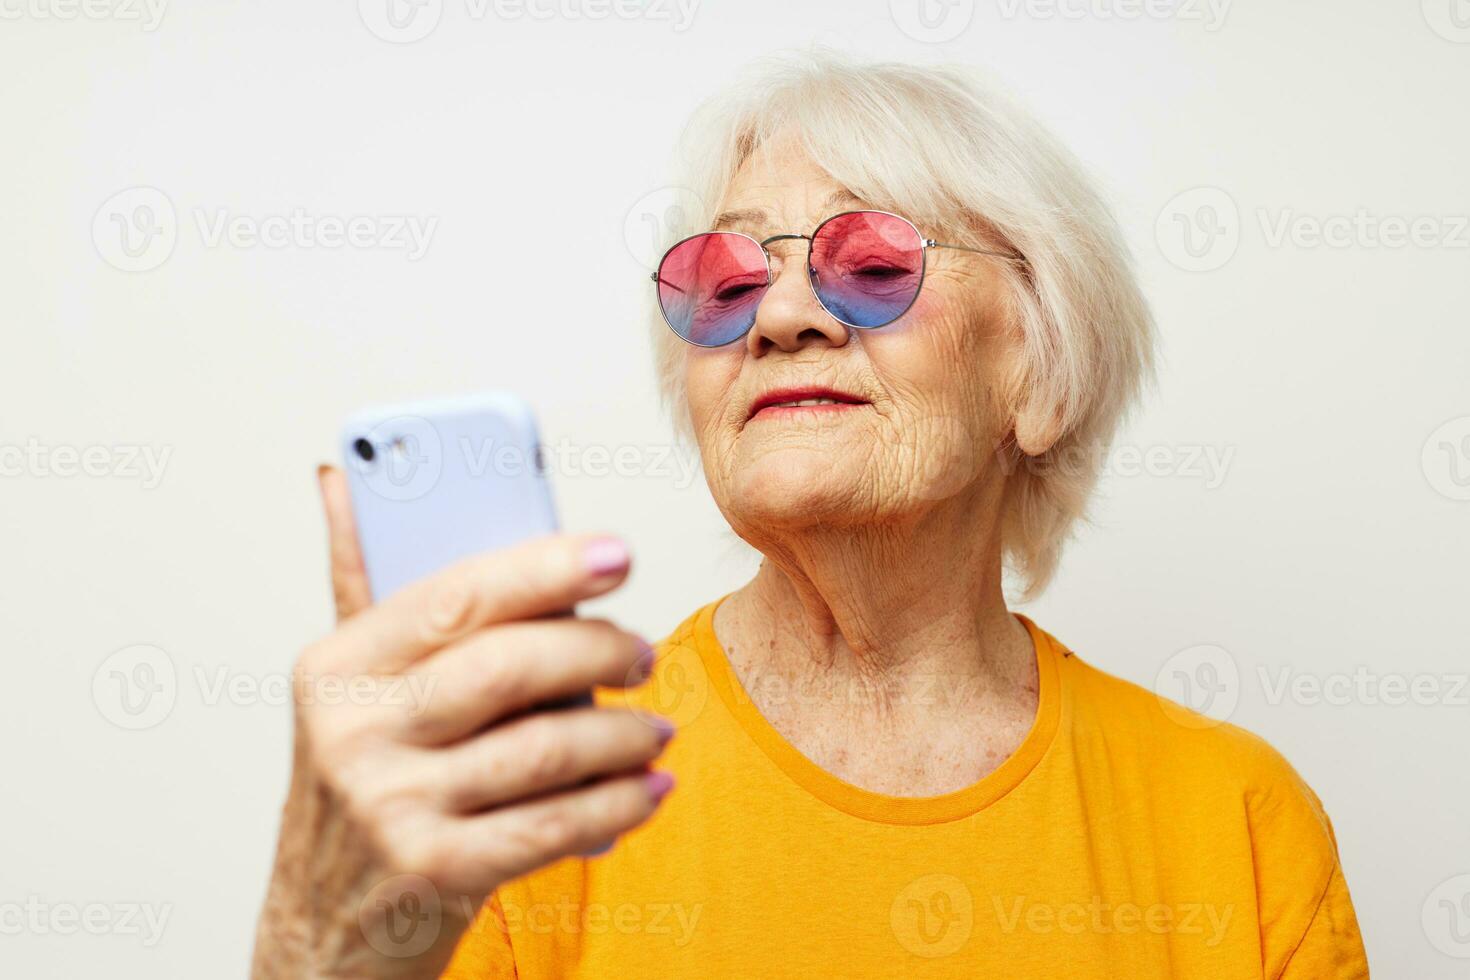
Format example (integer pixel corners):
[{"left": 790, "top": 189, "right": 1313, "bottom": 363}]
[{"left": 2, "top": 0, "right": 1467, "bottom": 975}]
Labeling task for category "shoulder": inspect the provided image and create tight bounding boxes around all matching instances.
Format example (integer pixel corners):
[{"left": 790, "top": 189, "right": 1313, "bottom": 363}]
[
  {"left": 1057, "top": 640, "right": 1332, "bottom": 826},
  {"left": 1049, "top": 636, "right": 1364, "bottom": 975}
]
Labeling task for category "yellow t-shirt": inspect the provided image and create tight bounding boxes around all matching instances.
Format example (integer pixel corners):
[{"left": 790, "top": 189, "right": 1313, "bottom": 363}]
[{"left": 444, "top": 599, "right": 1368, "bottom": 979}]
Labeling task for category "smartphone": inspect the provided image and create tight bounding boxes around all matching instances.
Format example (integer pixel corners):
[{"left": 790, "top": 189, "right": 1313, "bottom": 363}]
[{"left": 340, "top": 391, "right": 558, "bottom": 603}]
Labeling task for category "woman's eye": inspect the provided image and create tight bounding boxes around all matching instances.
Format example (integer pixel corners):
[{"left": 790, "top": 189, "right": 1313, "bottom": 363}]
[
  {"left": 714, "top": 282, "right": 761, "bottom": 302},
  {"left": 851, "top": 264, "right": 907, "bottom": 279}
]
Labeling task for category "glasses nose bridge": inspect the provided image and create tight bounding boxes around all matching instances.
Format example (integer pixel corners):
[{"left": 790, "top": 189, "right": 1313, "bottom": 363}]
[{"left": 758, "top": 232, "right": 812, "bottom": 281}]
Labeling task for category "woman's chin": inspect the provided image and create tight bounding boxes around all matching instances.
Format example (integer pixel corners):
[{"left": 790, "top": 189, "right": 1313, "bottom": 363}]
[{"left": 726, "top": 451, "right": 874, "bottom": 529}]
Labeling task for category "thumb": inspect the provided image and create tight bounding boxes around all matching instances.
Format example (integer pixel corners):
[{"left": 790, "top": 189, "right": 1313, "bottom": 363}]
[{"left": 317, "top": 464, "right": 373, "bottom": 622}]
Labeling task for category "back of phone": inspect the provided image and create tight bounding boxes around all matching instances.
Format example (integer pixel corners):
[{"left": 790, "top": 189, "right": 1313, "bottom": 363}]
[{"left": 341, "top": 391, "right": 558, "bottom": 603}]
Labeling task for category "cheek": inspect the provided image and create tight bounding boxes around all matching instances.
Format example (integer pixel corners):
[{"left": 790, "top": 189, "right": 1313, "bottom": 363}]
[
  {"left": 682, "top": 348, "right": 745, "bottom": 446},
  {"left": 862, "top": 291, "right": 990, "bottom": 407}
]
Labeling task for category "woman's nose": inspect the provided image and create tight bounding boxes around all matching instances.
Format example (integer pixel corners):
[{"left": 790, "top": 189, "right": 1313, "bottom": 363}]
[{"left": 746, "top": 246, "right": 850, "bottom": 355}]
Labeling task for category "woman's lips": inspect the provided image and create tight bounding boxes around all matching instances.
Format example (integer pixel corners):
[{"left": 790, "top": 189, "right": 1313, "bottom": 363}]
[{"left": 747, "top": 387, "right": 869, "bottom": 420}]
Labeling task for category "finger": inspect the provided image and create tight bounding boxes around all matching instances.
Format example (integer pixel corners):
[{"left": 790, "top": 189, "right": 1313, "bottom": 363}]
[
  {"left": 317, "top": 464, "right": 373, "bottom": 621},
  {"left": 435, "top": 707, "right": 673, "bottom": 812},
  {"left": 320, "top": 532, "right": 633, "bottom": 675},
  {"left": 448, "top": 770, "right": 674, "bottom": 885},
  {"left": 399, "top": 619, "right": 653, "bottom": 744}
]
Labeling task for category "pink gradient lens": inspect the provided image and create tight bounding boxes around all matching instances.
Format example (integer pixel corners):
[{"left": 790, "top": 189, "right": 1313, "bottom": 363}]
[
  {"left": 808, "top": 211, "right": 925, "bottom": 328},
  {"left": 654, "top": 231, "right": 770, "bottom": 347}
]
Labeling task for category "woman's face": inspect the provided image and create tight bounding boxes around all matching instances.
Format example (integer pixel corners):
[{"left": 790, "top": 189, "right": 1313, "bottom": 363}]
[{"left": 684, "top": 142, "right": 1023, "bottom": 536}]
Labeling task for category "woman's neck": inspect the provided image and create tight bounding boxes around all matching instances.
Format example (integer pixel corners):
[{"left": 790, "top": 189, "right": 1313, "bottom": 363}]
[{"left": 713, "top": 502, "right": 1040, "bottom": 795}]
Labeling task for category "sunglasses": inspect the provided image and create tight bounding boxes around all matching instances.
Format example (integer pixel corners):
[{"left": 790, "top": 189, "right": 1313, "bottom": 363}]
[{"left": 651, "top": 209, "right": 1015, "bottom": 348}]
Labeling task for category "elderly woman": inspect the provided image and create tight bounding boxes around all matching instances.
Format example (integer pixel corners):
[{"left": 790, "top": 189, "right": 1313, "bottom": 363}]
[{"left": 253, "top": 54, "right": 1368, "bottom": 978}]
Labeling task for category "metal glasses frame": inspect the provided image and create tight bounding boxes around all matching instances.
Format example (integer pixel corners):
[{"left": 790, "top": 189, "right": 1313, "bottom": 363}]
[{"left": 650, "top": 209, "right": 1018, "bottom": 347}]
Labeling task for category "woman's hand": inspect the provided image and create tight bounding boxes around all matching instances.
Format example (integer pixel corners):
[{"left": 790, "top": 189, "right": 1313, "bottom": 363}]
[{"left": 251, "top": 466, "right": 672, "bottom": 980}]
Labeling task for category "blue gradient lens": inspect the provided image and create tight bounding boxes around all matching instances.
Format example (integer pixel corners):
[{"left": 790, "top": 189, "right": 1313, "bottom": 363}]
[
  {"left": 654, "top": 232, "right": 770, "bottom": 347},
  {"left": 808, "top": 211, "right": 925, "bottom": 328}
]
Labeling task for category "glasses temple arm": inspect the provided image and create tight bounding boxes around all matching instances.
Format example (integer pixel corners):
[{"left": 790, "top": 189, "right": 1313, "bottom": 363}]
[
  {"left": 925, "top": 239, "right": 1024, "bottom": 262},
  {"left": 649, "top": 272, "right": 688, "bottom": 295}
]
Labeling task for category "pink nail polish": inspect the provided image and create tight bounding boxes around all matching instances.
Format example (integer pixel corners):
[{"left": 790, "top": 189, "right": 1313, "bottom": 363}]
[
  {"left": 645, "top": 770, "right": 675, "bottom": 803},
  {"left": 635, "top": 641, "right": 656, "bottom": 679},
  {"left": 583, "top": 537, "right": 630, "bottom": 576},
  {"left": 650, "top": 715, "right": 676, "bottom": 744}
]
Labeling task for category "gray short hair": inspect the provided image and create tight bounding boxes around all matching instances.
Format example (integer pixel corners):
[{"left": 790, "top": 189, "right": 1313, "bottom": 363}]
[{"left": 646, "top": 50, "right": 1156, "bottom": 597}]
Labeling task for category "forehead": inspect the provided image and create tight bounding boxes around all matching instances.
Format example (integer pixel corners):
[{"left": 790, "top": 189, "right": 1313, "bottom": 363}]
[{"left": 712, "top": 143, "right": 866, "bottom": 236}]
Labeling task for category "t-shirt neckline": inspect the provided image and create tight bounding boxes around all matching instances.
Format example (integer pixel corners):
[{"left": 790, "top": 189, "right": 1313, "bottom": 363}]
[{"left": 690, "top": 593, "right": 1063, "bottom": 825}]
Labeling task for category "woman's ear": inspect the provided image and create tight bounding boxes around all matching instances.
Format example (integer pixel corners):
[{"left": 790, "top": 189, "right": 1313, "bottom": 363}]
[{"left": 1014, "top": 399, "right": 1064, "bottom": 457}]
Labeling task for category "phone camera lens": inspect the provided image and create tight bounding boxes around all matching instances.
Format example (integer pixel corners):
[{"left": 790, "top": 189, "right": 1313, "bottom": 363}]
[{"left": 353, "top": 438, "right": 376, "bottom": 462}]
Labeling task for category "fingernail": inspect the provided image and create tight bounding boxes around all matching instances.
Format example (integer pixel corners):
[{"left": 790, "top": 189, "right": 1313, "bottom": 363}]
[
  {"left": 640, "top": 712, "right": 676, "bottom": 744},
  {"left": 634, "top": 640, "right": 656, "bottom": 679},
  {"left": 583, "top": 537, "right": 630, "bottom": 576},
  {"left": 316, "top": 463, "right": 331, "bottom": 481},
  {"left": 583, "top": 838, "right": 615, "bottom": 857},
  {"left": 645, "top": 770, "right": 675, "bottom": 803}
]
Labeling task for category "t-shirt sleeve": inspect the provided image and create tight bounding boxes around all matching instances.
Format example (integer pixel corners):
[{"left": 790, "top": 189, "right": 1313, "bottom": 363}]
[
  {"left": 1240, "top": 736, "right": 1370, "bottom": 979},
  {"left": 440, "top": 893, "right": 517, "bottom": 980},
  {"left": 1276, "top": 860, "right": 1369, "bottom": 980}
]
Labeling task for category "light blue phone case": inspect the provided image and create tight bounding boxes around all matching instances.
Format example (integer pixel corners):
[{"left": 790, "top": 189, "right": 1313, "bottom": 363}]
[{"left": 340, "top": 391, "right": 559, "bottom": 602}]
